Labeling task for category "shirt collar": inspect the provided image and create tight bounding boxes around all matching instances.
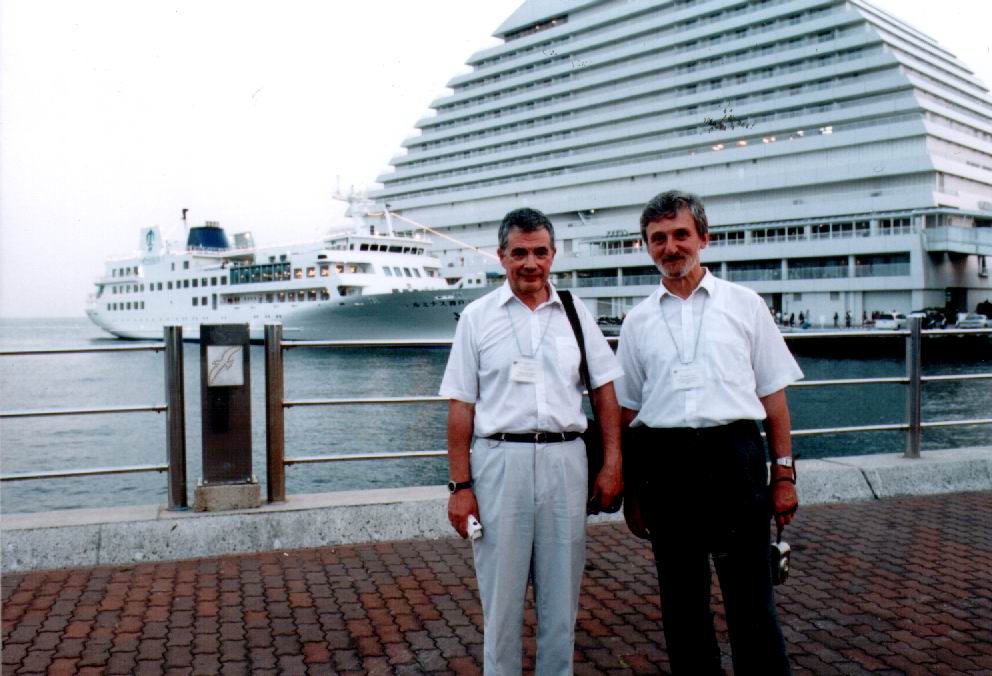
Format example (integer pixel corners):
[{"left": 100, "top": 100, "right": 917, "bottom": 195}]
[
  {"left": 498, "top": 280, "right": 562, "bottom": 309},
  {"left": 657, "top": 267, "right": 716, "bottom": 302}
]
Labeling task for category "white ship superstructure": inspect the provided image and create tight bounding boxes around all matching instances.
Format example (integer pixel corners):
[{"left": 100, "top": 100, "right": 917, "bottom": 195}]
[
  {"left": 371, "top": 0, "right": 992, "bottom": 322},
  {"left": 85, "top": 211, "right": 487, "bottom": 341}
]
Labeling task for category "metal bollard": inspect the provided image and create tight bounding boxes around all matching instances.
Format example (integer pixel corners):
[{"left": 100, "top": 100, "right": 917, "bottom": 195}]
[
  {"left": 904, "top": 316, "right": 922, "bottom": 459},
  {"left": 265, "top": 324, "right": 286, "bottom": 502},
  {"left": 164, "top": 325, "right": 188, "bottom": 510}
]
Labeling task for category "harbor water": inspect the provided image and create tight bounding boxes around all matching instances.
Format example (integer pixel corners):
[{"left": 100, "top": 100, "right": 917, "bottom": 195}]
[{"left": 1, "top": 317, "right": 989, "bottom": 514}]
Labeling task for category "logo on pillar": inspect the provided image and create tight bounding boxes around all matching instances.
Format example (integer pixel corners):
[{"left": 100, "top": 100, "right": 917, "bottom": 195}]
[{"left": 206, "top": 346, "right": 244, "bottom": 387}]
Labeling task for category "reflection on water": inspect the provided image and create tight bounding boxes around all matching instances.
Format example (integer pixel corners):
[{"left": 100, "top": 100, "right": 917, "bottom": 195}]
[{"left": 1, "top": 318, "right": 989, "bottom": 513}]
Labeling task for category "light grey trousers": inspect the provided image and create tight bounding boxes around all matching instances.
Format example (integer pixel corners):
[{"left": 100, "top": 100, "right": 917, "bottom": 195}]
[{"left": 470, "top": 436, "right": 588, "bottom": 676}]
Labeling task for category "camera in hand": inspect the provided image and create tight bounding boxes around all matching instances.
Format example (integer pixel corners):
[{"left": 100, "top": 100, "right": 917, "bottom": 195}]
[{"left": 769, "top": 540, "right": 791, "bottom": 585}]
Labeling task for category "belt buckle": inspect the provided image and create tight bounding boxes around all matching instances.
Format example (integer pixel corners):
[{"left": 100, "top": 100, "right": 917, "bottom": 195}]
[{"left": 534, "top": 432, "right": 543, "bottom": 443}]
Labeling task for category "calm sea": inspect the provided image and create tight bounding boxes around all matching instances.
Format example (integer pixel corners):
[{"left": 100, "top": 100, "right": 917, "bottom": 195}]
[{"left": 1, "top": 317, "right": 989, "bottom": 514}]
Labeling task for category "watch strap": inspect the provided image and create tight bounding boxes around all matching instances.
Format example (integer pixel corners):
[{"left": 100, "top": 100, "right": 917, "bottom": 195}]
[{"left": 448, "top": 479, "right": 473, "bottom": 493}]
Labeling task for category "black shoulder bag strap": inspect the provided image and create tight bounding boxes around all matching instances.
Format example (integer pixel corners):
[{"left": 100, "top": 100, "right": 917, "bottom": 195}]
[{"left": 558, "top": 290, "right": 593, "bottom": 401}]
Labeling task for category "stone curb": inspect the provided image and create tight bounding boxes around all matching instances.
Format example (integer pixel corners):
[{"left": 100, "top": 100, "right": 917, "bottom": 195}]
[{"left": 2, "top": 447, "right": 989, "bottom": 573}]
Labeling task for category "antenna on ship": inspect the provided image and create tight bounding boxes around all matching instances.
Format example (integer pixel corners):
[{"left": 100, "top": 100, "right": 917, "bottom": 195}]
[{"left": 383, "top": 209, "right": 499, "bottom": 261}]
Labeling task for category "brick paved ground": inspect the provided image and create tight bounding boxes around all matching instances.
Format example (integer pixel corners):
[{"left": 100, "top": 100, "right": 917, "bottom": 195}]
[{"left": 2, "top": 491, "right": 990, "bottom": 675}]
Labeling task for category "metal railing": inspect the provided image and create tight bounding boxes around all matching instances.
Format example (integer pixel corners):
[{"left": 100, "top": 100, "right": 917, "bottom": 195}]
[
  {"left": 0, "top": 326, "right": 188, "bottom": 510},
  {"left": 263, "top": 319, "right": 992, "bottom": 502}
]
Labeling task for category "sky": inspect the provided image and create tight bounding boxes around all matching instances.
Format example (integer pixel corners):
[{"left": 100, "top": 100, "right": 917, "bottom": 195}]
[{"left": 1, "top": 0, "right": 990, "bottom": 318}]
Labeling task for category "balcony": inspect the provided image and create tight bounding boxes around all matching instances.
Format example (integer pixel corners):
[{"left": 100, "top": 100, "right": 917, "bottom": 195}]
[
  {"left": 787, "top": 265, "right": 848, "bottom": 280},
  {"left": 854, "top": 263, "right": 910, "bottom": 277},
  {"left": 726, "top": 268, "right": 783, "bottom": 282},
  {"left": 924, "top": 226, "right": 992, "bottom": 256}
]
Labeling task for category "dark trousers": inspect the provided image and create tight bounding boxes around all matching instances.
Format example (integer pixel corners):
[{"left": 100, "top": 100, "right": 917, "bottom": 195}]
[{"left": 635, "top": 420, "right": 791, "bottom": 676}]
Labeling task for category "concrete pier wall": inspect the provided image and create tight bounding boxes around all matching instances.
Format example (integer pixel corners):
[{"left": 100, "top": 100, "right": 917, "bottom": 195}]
[{"left": 2, "top": 447, "right": 990, "bottom": 573}]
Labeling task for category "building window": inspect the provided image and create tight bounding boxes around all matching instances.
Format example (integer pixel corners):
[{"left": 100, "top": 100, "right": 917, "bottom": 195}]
[
  {"left": 830, "top": 292, "right": 840, "bottom": 300},
  {"left": 202, "top": 296, "right": 207, "bottom": 306},
  {"left": 294, "top": 269, "right": 303, "bottom": 279},
  {"left": 211, "top": 277, "right": 217, "bottom": 286},
  {"left": 793, "top": 293, "right": 802, "bottom": 301},
  {"left": 193, "top": 279, "right": 199, "bottom": 287},
  {"left": 183, "top": 261, "right": 190, "bottom": 270},
  {"left": 192, "top": 297, "right": 198, "bottom": 306},
  {"left": 167, "top": 281, "right": 173, "bottom": 290},
  {"left": 307, "top": 267, "right": 316, "bottom": 278},
  {"left": 221, "top": 278, "right": 227, "bottom": 285},
  {"left": 320, "top": 265, "right": 329, "bottom": 277},
  {"left": 201, "top": 278, "right": 207, "bottom": 286}
]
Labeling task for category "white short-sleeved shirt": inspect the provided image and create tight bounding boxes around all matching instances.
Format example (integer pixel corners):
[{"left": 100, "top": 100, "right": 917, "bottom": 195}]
[
  {"left": 440, "top": 282, "right": 623, "bottom": 437},
  {"left": 616, "top": 271, "right": 803, "bottom": 428}
]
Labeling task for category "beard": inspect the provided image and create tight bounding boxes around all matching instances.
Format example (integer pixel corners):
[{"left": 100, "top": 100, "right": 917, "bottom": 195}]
[{"left": 659, "top": 252, "right": 700, "bottom": 279}]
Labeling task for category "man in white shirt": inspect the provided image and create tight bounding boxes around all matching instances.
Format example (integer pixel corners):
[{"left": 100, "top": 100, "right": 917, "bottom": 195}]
[
  {"left": 616, "top": 190, "right": 801, "bottom": 675},
  {"left": 440, "top": 207, "right": 623, "bottom": 675}
]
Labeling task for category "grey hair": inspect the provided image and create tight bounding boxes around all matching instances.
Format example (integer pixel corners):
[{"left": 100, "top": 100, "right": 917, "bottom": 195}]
[
  {"left": 498, "top": 208, "right": 556, "bottom": 251},
  {"left": 639, "top": 190, "right": 709, "bottom": 241}
]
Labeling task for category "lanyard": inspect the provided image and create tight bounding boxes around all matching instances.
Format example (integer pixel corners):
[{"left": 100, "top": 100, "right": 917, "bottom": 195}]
[
  {"left": 660, "top": 293, "right": 707, "bottom": 365},
  {"left": 505, "top": 300, "right": 555, "bottom": 358}
]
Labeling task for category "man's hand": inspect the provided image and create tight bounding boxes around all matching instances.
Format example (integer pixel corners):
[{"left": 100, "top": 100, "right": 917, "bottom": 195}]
[
  {"left": 623, "top": 489, "right": 651, "bottom": 540},
  {"left": 589, "top": 460, "right": 623, "bottom": 513},
  {"left": 771, "top": 475, "right": 798, "bottom": 529},
  {"left": 448, "top": 489, "right": 480, "bottom": 539}
]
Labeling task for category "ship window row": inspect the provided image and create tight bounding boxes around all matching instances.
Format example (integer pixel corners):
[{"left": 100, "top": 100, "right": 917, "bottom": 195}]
[
  {"left": 381, "top": 266, "right": 422, "bottom": 278},
  {"left": 110, "top": 266, "right": 140, "bottom": 278},
  {"left": 356, "top": 243, "right": 425, "bottom": 254},
  {"left": 410, "top": 44, "right": 875, "bottom": 161},
  {"left": 223, "top": 288, "right": 331, "bottom": 305},
  {"left": 435, "top": 1, "right": 831, "bottom": 121},
  {"left": 106, "top": 302, "right": 145, "bottom": 311},
  {"left": 230, "top": 262, "right": 374, "bottom": 284},
  {"left": 111, "top": 284, "right": 145, "bottom": 294}
]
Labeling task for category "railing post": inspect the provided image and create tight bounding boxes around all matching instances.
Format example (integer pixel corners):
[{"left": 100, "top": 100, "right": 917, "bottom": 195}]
[
  {"left": 905, "top": 316, "right": 922, "bottom": 459},
  {"left": 265, "top": 324, "right": 286, "bottom": 502},
  {"left": 164, "top": 325, "right": 188, "bottom": 510}
]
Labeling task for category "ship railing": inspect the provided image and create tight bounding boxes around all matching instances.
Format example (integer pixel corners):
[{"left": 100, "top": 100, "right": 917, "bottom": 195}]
[
  {"left": 0, "top": 327, "right": 188, "bottom": 510},
  {"left": 262, "top": 319, "right": 992, "bottom": 503}
]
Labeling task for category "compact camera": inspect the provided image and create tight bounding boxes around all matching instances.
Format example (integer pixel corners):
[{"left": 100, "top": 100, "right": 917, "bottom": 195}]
[
  {"left": 769, "top": 540, "right": 791, "bottom": 585},
  {"left": 466, "top": 515, "right": 483, "bottom": 541}
]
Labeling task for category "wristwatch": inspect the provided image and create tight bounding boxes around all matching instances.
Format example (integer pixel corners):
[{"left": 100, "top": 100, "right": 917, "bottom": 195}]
[
  {"left": 448, "top": 479, "right": 473, "bottom": 494},
  {"left": 774, "top": 457, "right": 794, "bottom": 468}
]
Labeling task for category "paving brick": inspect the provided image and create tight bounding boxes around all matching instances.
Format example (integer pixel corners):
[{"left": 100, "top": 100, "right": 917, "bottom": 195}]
[{"left": 0, "top": 491, "right": 989, "bottom": 675}]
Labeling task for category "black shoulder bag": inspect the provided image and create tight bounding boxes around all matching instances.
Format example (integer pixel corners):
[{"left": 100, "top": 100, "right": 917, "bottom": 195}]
[{"left": 559, "top": 290, "right": 622, "bottom": 514}]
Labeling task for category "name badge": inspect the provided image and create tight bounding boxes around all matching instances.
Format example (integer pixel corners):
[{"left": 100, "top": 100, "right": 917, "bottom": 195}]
[
  {"left": 671, "top": 364, "right": 704, "bottom": 391},
  {"left": 511, "top": 357, "right": 541, "bottom": 383}
]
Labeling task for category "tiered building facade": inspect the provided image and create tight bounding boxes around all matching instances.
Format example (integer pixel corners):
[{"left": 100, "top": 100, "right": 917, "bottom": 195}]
[{"left": 371, "top": 0, "right": 992, "bottom": 322}]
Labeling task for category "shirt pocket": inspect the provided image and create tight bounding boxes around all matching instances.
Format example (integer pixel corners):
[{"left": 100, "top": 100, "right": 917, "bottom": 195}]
[
  {"left": 554, "top": 336, "right": 582, "bottom": 380},
  {"left": 706, "top": 336, "right": 751, "bottom": 383}
]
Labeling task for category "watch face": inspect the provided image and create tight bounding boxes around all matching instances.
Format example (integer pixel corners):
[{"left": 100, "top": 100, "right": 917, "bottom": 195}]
[{"left": 447, "top": 481, "right": 456, "bottom": 493}]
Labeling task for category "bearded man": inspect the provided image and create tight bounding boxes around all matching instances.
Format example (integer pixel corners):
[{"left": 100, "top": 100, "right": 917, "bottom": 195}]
[{"left": 616, "top": 190, "right": 801, "bottom": 675}]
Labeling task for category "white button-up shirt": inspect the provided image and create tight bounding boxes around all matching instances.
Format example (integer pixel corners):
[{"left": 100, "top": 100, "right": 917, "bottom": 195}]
[
  {"left": 440, "top": 282, "right": 623, "bottom": 437},
  {"left": 616, "top": 271, "right": 803, "bottom": 428}
]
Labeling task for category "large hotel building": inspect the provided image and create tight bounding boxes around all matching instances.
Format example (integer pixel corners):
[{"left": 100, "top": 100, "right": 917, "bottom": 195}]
[{"left": 370, "top": 0, "right": 992, "bottom": 322}]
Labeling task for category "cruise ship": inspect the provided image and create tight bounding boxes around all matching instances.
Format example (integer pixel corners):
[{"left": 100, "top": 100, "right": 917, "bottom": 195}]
[
  {"left": 85, "top": 203, "right": 488, "bottom": 341},
  {"left": 370, "top": 0, "right": 992, "bottom": 324}
]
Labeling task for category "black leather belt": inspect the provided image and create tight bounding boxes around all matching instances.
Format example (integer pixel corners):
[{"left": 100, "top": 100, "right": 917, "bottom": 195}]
[{"left": 486, "top": 431, "right": 582, "bottom": 444}]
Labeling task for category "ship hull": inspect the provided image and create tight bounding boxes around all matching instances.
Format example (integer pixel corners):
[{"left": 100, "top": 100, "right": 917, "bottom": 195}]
[{"left": 86, "top": 286, "right": 489, "bottom": 342}]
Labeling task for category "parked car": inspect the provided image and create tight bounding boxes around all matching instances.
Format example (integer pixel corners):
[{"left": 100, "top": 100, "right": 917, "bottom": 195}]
[
  {"left": 955, "top": 313, "right": 988, "bottom": 329},
  {"left": 874, "top": 312, "right": 907, "bottom": 330},
  {"left": 908, "top": 309, "right": 947, "bottom": 329}
]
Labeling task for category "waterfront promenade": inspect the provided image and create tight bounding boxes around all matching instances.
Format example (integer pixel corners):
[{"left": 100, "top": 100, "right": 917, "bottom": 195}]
[{"left": 2, "top": 490, "right": 989, "bottom": 675}]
